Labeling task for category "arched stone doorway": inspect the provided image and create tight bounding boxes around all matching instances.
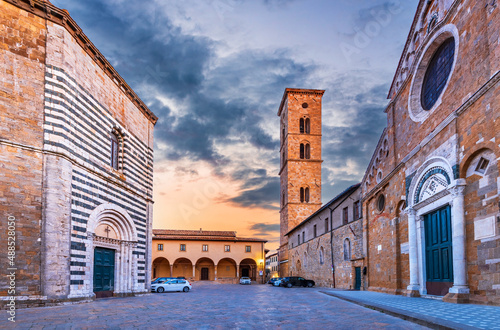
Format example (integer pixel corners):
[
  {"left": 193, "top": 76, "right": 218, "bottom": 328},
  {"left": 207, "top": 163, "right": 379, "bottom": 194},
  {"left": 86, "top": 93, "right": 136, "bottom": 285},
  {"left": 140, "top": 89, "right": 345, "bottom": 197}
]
[
  {"left": 196, "top": 258, "right": 215, "bottom": 281},
  {"left": 152, "top": 257, "right": 170, "bottom": 279},
  {"left": 86, "top": 204, "right": 139, "bottom": 299},
  {"left": 173, "top": 258, "right": 193, "bottom": 279},
  {"left": 217, "top": 258, "right": 237, "bottom": 282},
  {"left": 239, "top": 258, "right": 257, "bottom": 281}
]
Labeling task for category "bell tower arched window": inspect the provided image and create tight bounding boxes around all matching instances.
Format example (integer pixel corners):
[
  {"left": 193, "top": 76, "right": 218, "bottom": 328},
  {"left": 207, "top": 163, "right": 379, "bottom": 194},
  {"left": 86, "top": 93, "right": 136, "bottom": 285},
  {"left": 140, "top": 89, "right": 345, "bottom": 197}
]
[
  {"left": 305, "top": 144, "right": 310, "bottom": 159},
  {"left": 299, "top": 118, "right": 305, "bottom": 133},
  {"left": 305, "top": 118, "right": 310, "bottom": 134},
  {"left": 300, "top": 143, "right": 310, "bottom": 159},
  {"left": 300, "top": 187, "right": 310, "bottom": 203},
  {"left": 300, "top": 144, "right": 305, "bottom": 159},
  {"left": 305, "top": 187, "right": 310, "bottom": 202}
]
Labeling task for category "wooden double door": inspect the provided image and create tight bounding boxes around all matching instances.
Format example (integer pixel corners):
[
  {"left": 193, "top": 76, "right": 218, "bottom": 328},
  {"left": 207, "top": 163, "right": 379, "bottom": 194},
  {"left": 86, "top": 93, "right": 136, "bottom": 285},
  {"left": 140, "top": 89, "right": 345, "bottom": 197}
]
[{"left": 424, "top": 205, "right": 453, "bottom": 296}]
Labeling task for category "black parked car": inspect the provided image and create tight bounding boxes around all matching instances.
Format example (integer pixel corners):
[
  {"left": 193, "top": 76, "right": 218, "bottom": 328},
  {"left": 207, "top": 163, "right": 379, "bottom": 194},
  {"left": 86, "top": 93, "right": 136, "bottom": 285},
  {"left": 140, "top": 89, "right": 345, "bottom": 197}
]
[{"left": 280, "top": 276, "right": 315, "bottom": 288}]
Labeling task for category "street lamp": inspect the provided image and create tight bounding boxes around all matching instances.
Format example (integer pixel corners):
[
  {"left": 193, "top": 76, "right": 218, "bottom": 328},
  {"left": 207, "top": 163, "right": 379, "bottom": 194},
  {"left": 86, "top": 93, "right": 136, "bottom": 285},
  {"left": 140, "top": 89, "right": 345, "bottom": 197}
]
[{"left": 259, "top": 259, "right": 264, "bottom": 284}]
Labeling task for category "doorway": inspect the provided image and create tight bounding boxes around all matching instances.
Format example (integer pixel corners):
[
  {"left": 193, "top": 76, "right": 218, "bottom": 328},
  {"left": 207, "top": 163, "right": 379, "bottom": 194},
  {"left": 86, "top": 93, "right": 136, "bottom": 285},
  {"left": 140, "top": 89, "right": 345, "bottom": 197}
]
[
  {"left": 93, "top": 247, "right": 115, "bottom": 298},
  {"left": 424, "top": 205, "right": 453, "bottom": 296},
  {"left": 354, "top": 267, "right": 361, "bottom": 290},
  {"left": 201, "top": 267, "right": 209, "bottom": 280}
]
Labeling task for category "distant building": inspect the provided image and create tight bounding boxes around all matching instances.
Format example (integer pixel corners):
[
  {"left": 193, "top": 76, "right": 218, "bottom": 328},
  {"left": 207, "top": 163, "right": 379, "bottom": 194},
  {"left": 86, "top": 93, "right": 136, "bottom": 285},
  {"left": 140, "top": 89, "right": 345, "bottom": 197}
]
[
  {"left": 152, "top": 230, "right": 267, "bottom": 284},
  {"left": 277, "top": 89, "right": 325, "bottom": 276},
  {"left": 265, "top": 250, "right": 279, "bottom": 280},
  {"left": 286, "top": 184, "right": 364, "bottom": 289},
  {"left": 0, "top": 0, "right": 156, "bottom": 307}
]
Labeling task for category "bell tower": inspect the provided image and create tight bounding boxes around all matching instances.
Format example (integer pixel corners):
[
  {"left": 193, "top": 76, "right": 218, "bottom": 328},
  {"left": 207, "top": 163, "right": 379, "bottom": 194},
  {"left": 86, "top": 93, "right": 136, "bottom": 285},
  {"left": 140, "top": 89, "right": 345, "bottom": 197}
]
[{"left": 277, "top": 88, "right": 324, "bottom": 276}]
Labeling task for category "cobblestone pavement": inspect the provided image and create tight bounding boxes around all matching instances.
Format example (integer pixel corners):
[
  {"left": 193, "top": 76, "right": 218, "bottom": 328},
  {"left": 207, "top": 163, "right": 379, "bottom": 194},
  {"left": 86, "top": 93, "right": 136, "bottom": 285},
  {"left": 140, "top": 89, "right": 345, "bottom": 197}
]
[
  {"left": 2, "top": 282, "right": 428, "bottom": 329},
  {"left": 322, "top": 290, "right": 500, "bottom": 330}
]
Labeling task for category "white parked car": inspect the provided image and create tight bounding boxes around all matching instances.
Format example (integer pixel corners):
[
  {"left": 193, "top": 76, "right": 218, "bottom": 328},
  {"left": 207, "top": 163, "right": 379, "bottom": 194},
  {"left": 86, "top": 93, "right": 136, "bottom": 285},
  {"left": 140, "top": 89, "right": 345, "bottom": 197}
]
[
  {"left": 151, "top": 279, "right": 192, "bottom": 293},
  {"left": 239, "top": 277, "right": 251, "bottom": 285}
]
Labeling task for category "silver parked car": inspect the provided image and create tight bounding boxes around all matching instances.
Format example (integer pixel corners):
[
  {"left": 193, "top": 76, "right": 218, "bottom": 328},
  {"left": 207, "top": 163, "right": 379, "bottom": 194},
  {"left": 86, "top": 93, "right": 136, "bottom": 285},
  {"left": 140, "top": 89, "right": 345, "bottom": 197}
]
[{"left": 239, "top": 277, "right": 251, "bottom": 285}]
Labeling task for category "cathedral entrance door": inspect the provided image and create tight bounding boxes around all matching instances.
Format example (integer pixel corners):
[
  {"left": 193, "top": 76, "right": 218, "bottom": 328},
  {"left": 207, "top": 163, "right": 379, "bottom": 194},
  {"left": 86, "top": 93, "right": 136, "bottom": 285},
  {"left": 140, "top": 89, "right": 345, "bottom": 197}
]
[
  {"left": 424, "top": 205, "right": 453, "bottom": 296},
  {"left": 93, "top": 247, "right": 115, "bottom": 298}
]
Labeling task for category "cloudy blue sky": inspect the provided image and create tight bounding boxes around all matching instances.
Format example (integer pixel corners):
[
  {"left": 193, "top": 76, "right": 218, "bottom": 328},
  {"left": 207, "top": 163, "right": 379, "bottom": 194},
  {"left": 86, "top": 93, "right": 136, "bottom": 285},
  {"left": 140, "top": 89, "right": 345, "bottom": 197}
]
[{"left": 51, "top": 0, "right": 419, "bottom": 249}]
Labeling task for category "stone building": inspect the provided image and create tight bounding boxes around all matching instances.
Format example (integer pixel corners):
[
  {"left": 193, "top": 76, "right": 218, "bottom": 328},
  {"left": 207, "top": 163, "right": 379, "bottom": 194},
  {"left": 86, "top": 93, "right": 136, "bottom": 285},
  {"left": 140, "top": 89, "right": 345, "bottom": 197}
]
[
  {"left": 265, "top": 250, "right": 279, "bottom": 280},
  {"left": 278, "top": 88, "right": 325, "bottom": 276},
  {"left": 286, "top": 184, "right": 365, "bottom": 289},
  {"left": 361, "top": 0, "right": 499, "bottom": 304},
  {"left": 152, "top": 230, "right": 267, "bottom": 284},
  {"left": 0, "top": 0, "right": 157, "bottom": 307}
]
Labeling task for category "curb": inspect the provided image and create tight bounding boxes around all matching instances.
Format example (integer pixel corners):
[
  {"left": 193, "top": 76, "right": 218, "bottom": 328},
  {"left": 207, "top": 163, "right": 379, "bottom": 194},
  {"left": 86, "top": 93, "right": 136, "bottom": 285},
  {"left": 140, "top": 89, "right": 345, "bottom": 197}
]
[{"left": 319, "top": 291, "right": 478, "bottom": 330}]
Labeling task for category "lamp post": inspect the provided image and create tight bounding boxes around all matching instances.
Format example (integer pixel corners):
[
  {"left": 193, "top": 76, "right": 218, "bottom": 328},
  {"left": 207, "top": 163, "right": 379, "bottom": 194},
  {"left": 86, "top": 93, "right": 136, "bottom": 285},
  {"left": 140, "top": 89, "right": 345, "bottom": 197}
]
[{"left": 259, "top": 259, "right": 264, "bottom": 284}]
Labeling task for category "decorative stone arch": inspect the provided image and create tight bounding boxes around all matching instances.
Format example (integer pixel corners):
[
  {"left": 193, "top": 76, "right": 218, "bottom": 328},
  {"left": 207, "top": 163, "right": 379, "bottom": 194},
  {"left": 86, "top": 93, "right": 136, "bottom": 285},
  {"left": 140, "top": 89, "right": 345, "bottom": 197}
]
[
  {"left": 405, "top": 157, "right": 469, "bottom": 300},
  {"left": 408, "top": 24, "right": 460, "bottom": 123},
  {"left": 86, "top": 203, "right": 139, "bottom": 298},
  {"left": 459, "top": 143, "right": 498, "bottom": 178},
  {"left": 216, "top": 257, "right": 238, "bottom": 280},
  {"left": 239, "top": 258, "right": 257, "bottom": 280},
  {"left": 173, "top": 257, "right": 194, "bottom": 279},
  {"left": 195, "top": 257, "right": 214, "bottom": 281},
  {"left": 152, "top": 257, "right": 171, "bottom": 278}
]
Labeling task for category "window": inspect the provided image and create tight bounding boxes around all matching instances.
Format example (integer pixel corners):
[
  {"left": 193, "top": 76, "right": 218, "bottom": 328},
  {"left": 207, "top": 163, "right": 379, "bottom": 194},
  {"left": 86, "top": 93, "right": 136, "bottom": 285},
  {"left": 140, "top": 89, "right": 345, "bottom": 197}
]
[
  {"left": 343, "top": 239, "right": 351, "bottom": 261},
  {"left": 421, "top": 38, "right": 455, "bottom": 110},
  {"left": 343, "top": 207, "right": 349, "bottom": 225},
  {"left": 302, "top": 231, "right": 305, "bottom": 244},
  {"left": 313, "top": 225, "right": 317, "bottom": 238},
  {"left": 305, "top": 118, "right": 310, "bottom": 134},
  {"left": 319, "top": 247, "right": 324, "bottom": 265},
  {"left": 110, "top": 132, "right": 119, "bottom": 170},
  {"left": 353, "top": 201, "right": 360, "bottom": 220},
  {"left": 305, "top": 144, "right": 310, "bottom": 159},
  {"left": 180, "top": 244, "right": 186, "bottom": 251},
  {"left": 300, "top": 187, "right": 304, "bottom": 203},
  {"left": 202, "top": 244, "right": 208, "bottom": 252},
  {"left": 245, "top": 246, "right": 251, "bottom": 253},
  {"left": 297, "top": 234, "right": 300, "bottom": 245},
  {"left": 157, "top": 244, "right": 163, "bottom": 251},
  {"left": 300, "top": 143, "right": 305, "bottom": 159},
  {"left": 300, "top": 118, "right": 305, "bottom": 133},
  {"left": 305, "top": 187, "right": 310, "bottom": 203},
  {"left": 224, "top": 245, "right": 230, "bottom": 252},
  {"left": 475, "top": 157, "right": 489, "bottom": 174},
  {"left": 325, "top": 218, "right": 329, "bottom": 233},
  {"left": 377, "top": 194, "right": 386, "bottom": 212}
]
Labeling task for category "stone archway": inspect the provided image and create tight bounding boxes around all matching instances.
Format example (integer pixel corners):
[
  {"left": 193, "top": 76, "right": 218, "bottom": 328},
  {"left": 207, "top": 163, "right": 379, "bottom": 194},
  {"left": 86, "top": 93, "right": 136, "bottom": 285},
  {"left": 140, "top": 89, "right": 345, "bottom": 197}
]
[
  {"left": 239, "top": 258, "right": 257, "bottom": 281},
  {"left": 152, "top": 257, "right": 170, "bottom": 279},
  {"left": 173, "top": 258, "right": 194, "bottom": 279},
  {"left": 217, "top": 258, "right": 237, "bottom": 282},
  {"left": 85, "top": 204, "right": 139, "bottom": 298},
  {"left": 195, "top": 258, "right": 215, "bottom": 281}
]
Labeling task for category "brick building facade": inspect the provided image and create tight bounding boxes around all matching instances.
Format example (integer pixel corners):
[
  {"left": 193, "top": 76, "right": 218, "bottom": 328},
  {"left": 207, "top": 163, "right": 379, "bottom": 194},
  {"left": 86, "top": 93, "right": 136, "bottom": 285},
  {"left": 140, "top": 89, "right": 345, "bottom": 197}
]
[
  {"left": 278, "top": 89, "right": 324, "bottom": 276},
  {"left": 0, "top": 0, "right": 157, "bottom": 307},
  {"left": 362, "top": 0, "right": 499, "bottom": 305},
  {"left": 286, "top": 184, "right": 365, "bottom": 289}
]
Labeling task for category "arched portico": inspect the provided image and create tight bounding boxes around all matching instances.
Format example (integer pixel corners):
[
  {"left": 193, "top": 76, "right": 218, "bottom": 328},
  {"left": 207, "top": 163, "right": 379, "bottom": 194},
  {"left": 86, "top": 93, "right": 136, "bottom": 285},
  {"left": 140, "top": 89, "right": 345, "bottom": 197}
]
[
  {"left": 239, "top": 258, "right": 257, "bottom": 281},
  {"left": 216, "top": 258, "right": 237, "bottom": 280},
  {"left": 152, "top": 257, "right": 171, "bottom": 278},
  {"left": 196, "top": 258, "right": 215, "bottom": 281},
  {"left": 173, "top": 258, "right": 194, "bottom": 279},
  {"left": 406, "top": 157, "right": 468, "bottom": 301}
]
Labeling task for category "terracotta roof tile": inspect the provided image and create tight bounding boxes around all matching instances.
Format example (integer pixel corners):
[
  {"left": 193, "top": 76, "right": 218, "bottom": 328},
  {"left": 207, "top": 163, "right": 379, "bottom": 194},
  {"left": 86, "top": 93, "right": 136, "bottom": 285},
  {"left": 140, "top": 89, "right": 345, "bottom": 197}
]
[{"left": 152, "top": 229, "right": 267, "bottom": 243}]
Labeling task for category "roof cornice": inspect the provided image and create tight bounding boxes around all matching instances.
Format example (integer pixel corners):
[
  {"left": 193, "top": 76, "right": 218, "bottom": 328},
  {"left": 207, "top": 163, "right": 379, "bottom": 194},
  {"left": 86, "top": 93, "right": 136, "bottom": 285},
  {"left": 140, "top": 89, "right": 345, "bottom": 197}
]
[
  {"left": 277, "top": 88, "right": 325, "bottom": 116},
  {"left": 4, "top": 0, "right": 158, "bottom": 125}
]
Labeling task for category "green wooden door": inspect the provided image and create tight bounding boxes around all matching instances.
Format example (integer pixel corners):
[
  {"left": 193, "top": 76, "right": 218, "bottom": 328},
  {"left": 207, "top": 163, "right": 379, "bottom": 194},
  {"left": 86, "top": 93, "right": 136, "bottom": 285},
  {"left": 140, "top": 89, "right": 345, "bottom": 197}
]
[
  {"left": 93, "top": 247, "right": 115, "bottom": 294},
  {"left": 354, "top": 267, "right": 361, "bottom": 290},
  {"left": 424, "top": 205, "right": 453, "bottom": 295}
]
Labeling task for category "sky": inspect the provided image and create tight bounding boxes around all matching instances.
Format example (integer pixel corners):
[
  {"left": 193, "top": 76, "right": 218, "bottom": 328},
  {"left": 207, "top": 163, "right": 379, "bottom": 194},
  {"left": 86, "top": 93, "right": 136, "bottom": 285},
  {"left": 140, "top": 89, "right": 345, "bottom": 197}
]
[{"left": 51, "top": 0, "right": 419, "bottom": 250}]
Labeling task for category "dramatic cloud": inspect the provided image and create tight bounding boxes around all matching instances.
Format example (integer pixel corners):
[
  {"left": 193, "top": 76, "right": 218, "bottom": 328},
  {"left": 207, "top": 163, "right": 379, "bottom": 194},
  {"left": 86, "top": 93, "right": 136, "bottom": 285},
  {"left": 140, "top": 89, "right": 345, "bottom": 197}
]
[{"left": 51, "top": 0, "right": 419, "bottom": 246}]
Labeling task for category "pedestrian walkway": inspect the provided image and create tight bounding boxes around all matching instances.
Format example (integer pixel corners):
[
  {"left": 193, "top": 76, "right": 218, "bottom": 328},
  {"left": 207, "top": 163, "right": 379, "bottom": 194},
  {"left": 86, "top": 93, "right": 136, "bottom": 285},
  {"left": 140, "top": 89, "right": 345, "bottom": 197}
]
[{"left": 320, "top": 290, "right": 500, "bottom": 330}]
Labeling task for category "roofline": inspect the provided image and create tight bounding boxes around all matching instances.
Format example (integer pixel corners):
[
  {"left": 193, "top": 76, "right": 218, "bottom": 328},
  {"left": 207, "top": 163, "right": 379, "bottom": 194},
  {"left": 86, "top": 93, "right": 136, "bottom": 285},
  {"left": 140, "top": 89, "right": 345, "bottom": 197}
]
[
  {"left": 285, "top": 183, "right": 361, "bottom": 236},
  {"left": 277, "top": 88, "right": 325, "bottom": 116},
  {"left": 387, "top": 0, "right": 425, "bottom": 99},
  {"left": 152, "top": 237, "right": 268, "bottom": 243},
  {"left": 360, "top": 128, "right": 387, "bottom": 185},
  {"left": 4, "top": 0, "right": 158, "bottom": 124}
]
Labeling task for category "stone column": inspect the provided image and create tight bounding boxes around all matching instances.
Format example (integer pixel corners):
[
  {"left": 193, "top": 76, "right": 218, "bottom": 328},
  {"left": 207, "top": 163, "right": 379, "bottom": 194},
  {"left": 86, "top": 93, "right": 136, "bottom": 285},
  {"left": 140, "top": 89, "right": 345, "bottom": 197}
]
[
  {"left": 236, "top": 264, "right": 240, "bottom": 278},
  {"left": 170, "top": 265, "right": 174, "bottom": 277},
  {"left": 192, "top": 265, "right": 196, "bottom": 279},
  {"left": 445, "top": 179, "right": 469, "bottom": 303},
  {"left": 214, "top": 266, "right": 217, "bottom": 281},
  {"left": 406, "top": 207, "right": 420, "bottom": 297}
]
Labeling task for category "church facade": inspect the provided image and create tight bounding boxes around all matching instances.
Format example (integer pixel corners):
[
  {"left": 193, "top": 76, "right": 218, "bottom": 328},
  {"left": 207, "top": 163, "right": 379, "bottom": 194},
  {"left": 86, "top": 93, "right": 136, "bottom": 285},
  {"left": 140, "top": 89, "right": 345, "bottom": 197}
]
[
  {"left": 362, "top": 0, "right": 499, "bottom": 304},
  {"left": 0, "top": 0, "right": 156, "bottom": 307}
]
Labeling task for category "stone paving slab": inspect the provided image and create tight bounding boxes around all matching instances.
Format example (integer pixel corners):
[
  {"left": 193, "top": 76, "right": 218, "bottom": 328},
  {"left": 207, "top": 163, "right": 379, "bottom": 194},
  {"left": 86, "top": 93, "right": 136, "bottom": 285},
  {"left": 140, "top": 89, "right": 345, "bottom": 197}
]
[
  {"left": 0, "top": 283, "right": 429, "bottom": 329},
  {"left": 320, "top": 290, "right": 500, "bottom": 330}
]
